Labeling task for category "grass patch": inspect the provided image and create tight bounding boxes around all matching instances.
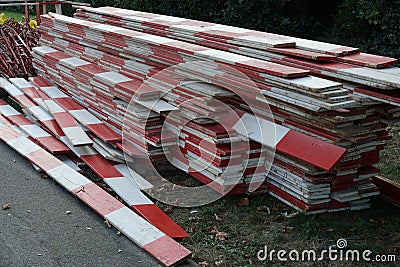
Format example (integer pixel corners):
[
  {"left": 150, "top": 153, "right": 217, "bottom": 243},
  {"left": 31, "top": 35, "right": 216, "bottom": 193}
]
[
  {"left": 379, "top": 127, "right": 400, "bottom": 184},
  {"left": 0, "top": 11, "right": 25, "bottom": 22},
  {"left": 163, "top": 194, "right": 400, "bottom": 266}
]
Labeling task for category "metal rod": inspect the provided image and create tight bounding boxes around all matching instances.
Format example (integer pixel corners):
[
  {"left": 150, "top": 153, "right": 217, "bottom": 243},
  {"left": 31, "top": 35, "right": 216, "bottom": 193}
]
[
  {"left": 36, "top": 0, "right": 41, "bottom": 25},
  {"left": 24, "top": 1, "right": 30, "bottom": 23}
]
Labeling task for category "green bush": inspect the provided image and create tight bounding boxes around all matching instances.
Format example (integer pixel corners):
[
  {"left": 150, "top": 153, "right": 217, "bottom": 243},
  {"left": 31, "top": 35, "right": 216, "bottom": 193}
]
[
  {"left": 334, "top": 0, "right": 400, "bottom": 59},
  {"left": 223, "top": 0, "right": 325, "bottom": 38}
]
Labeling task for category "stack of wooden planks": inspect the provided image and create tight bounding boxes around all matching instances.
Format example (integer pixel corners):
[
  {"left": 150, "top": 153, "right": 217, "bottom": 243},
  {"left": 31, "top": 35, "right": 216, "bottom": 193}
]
[{"left": 21, "top": 10, "right": 397, "bottom": 214}]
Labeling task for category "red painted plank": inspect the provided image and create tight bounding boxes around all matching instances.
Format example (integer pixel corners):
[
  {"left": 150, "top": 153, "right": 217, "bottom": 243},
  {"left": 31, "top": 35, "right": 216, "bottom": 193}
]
[
  {"left": 74, "top": 182, "right": 125, "bottom": 217},
  {"left": 143, "top": 235, "right": 192, "bottom": 266},
  {"left": 81, "top": 154, "right": 124, "bottom": 179},
  {"left": 86, "top": 124, "right": 122, "bottom": 143},
  {"left": 133, "top": 204, "right": 189, "bottom": 241},
  {"left": 276, "top": 130, "right": 347, "bottom": 171},
  {"left": 25, "top": 149, "right": 64, "bottom": 172},
  {"left": 267, "top": 47, "right": 337, "bottom": 61},
  {"left": 338, "top": 53, "right": 398, "bottom": 68}
]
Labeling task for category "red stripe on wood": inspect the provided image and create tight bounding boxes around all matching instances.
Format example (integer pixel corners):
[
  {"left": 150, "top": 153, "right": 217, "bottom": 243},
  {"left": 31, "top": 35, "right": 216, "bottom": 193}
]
[
  {"left": 86, "top": 124, "right": 122, "bottom": 143},
  {"left": 52, "top": 112, "right": 80, "bottom": 128},
  {"left": 133, "top": 204, "right": 189, "bottom": 241},
  {"left": 6, "top": 114, "right": 32, "bottom": 126},
  {"left": 41, "top": 120, "right": 65, "bottom": 138},
  {"left": 55, "top": 98, "right": 85, "bottom": 111},
  {"left": 143, "top": 235, "right": 191, "bottom": 266},
  {"left": 25, "top": 149, "right": 63, "bottom": 172},
  {"left": 267, "top": 47, "right": 337, "bottom": 61},
  {"left": 74, "top": 182, "right": 125, "bottom": 216},
  {"left": 30, "top": 76, "right": 53, "bottom": 87},
  {"left": 338, "top": 53, "right": 398, "bottom": 68},
  {"left": 13, "top": 95, "right": 37, "bottom": 108},
  {"left": 35, "top": 136, "right": 71, "bottom": 155},
  {"left": 276, "top": 130, "right": 347, "bottom": 171},
  {"left": 81, "top": 154, "right": 123, "bottom": 179},
  {"left": 0, "top": 125, "right": 20, "bottom": 141}
]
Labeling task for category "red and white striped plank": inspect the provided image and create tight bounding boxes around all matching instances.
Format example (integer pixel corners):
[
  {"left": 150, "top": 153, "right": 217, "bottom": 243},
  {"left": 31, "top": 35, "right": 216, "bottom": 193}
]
[
  {"left": 72, "top": 6, "right": 364, "bottom": 58},
  {"left": 9, "top": 78, "right": 48, "bottom": 108},
  {"left": 25, "top": 105, "right": 66, "bottom": 140},
  {"left": 73, "top": 6, "right": 360, "bottom": 57},
  {"left": 223, "top": 110, "right": 347, "bottom": 171},
  {"left": 32, "top": 46, "right": 177, "bottom": 114},
  {"left": 0, "top": 100, "right": 70, "bottom": 155},
  {"left": 30, "top": 76, "right": 122, "bottom": 144},
  {"left": 113, "top": 164, "right": 153, "bottom": 190},
  {"left": 72, "top": 7, "right": 399, "bottom": 87},
  {"left": 37, "top": 33, "right": 356, "bottom": 112},
  {"left": 0, "top": 118, "right": 191, "bottom": 266},
  {"left": 337, "top": 53, "right": 398, "bottom": 69},
  {"left": 287, "top": 37, "right": 359, "bottom": 56},
  {"left": 353, "top": 87, "right": 400, "bottom": 107},
  {"left": 0, "top": 78, "right": 67, "bottom": 140},
  {"left": 276, "top": 56, "right": 400, "bottom": 90},
  {"left": 74, "top": 6, "right": 296, "bottom": 49},
  {"left": 266, "top": 47, "right": 337, "bottom": 61},
  {"left": 39, "top": 91, "right": 93, "bottom": 147},
  {"left": 0, "top": 78, "right": 37, "bottom": 108},
  {"left": 40, "top": 13, "right": 310, "bottom": 79},
  {"left": 59, "top": 136, "right": 189, "bottom": 240}
]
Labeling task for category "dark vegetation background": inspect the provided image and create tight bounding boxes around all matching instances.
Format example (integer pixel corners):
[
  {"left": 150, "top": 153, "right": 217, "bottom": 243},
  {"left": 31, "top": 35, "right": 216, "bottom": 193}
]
[{"left": 4, "top": 0, "right": 399, "bottom": 59}]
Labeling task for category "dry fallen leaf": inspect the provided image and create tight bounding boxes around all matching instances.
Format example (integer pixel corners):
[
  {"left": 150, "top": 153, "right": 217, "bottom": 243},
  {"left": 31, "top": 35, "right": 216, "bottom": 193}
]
[
  {"left": 215, "top": 260, "right": 224, "bottom": 266},
  {"left": 104, "top": 220, "right": 112, "bottom": 228},
  {"left": 2, "top": 203, "right": 12, "bottom": 210},
  {"left": 272, "top": 203, "right": 286, "bottom": 211},
  {"left": 237, "top": 197, "right": 250, "bottom": 206},
  {"left": 162, "top": 207, "right": 173, "bottom": 213},
  {"left": 256, "top": 206, "right": 271, "bottom": 214},
  {"left": 283, "top": 226, "right": 294, "bottom": 233},
  {"left": 215, "top": 231, "right": 229, "bottom": 240},
  {"left": 209, "top": 226, "right": 218, "bottom": 234},
  {"left": 199, "top": 261, "right": 208, "bottom": 267}
]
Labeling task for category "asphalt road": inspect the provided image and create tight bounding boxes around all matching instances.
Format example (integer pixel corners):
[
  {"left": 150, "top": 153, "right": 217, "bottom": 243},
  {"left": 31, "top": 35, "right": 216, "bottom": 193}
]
[{"left": 0, "top": 141, "right": 159, "bottom": 267}]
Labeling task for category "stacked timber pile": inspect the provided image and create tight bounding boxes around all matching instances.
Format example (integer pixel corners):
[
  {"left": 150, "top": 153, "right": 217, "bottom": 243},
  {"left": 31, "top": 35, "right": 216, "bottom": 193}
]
[
  {"left": 74, "top": 6, "right": 400, "bottom": 107},
  {"left": 22, "top": 9, "right": 400, "bottom": 215},
  {"left": 0, "top": 17, "right": 39, "bottom": 78},
  {"left": 73, "top": 6, "right": 400, "bottom": 210},
  {"left": 0, "top": 8, "right": 398, "bottom": 266}
]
